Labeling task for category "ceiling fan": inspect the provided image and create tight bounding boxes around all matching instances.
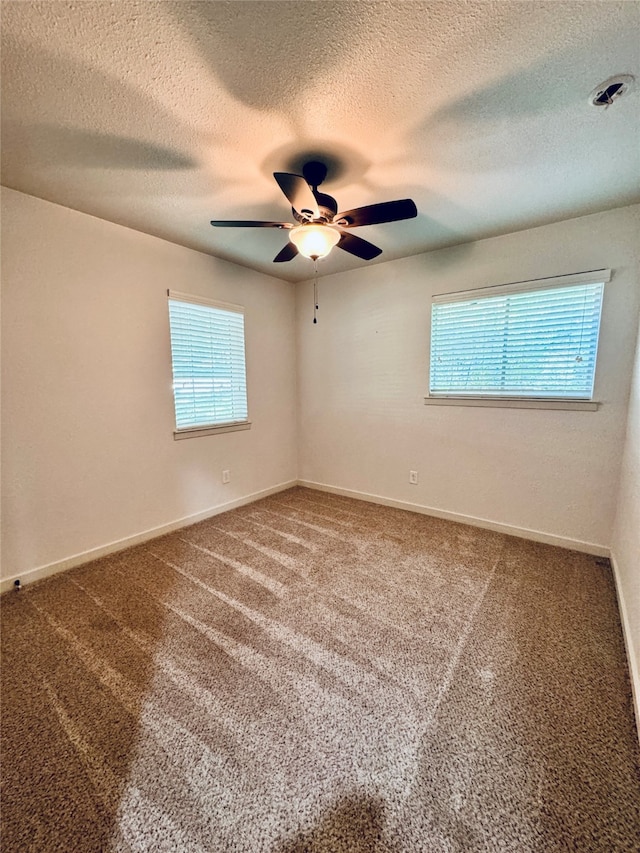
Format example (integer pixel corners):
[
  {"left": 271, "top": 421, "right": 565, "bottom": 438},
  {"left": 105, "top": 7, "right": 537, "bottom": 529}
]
[{"left": 210, "top": 161, "right": 418, "bottom": 263}]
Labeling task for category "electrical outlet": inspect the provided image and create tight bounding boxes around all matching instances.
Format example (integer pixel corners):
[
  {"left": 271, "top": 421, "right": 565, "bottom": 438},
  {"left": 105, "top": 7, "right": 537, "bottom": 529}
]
[
  {"left": 222, "top": 470, "right": 230, "bottom": 484},
  {"left": 409, "top": 470, "right": 418, "bottom": 485}
]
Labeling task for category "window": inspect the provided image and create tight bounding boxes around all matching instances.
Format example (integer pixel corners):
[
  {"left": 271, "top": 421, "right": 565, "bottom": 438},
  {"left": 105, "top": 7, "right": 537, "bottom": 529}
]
[
  {"left": 428, "top": 270, "right": 609, "bottom": 407},
  {"left": 167, "top": 291, "right": 249, "bottom": 438}
]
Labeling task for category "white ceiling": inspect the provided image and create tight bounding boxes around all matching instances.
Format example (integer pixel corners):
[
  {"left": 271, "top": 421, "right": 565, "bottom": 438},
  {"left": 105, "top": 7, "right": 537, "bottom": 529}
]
[{"left": 2, "top": 1, "right": 639, "bottom": 282}]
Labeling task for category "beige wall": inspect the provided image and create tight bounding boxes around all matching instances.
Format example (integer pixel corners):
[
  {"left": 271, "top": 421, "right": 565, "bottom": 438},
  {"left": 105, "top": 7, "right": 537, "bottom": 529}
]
[
  {"left": 612, "top": 309, "right": 640, "bottom": 726},
  {"left": 2, "top": 192, "right": 638, "bottom": 591},
  {"left": 296, "top": 205, "right": 640, "bottom": 553},
  {"left": 1, "top": 188, "right": 298, "bottom": 586}
]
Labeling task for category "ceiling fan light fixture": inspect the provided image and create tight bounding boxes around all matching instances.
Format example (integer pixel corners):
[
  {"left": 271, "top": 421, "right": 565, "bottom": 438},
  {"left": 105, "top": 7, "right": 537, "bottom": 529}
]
[{"left": 289, "top": 223, "right": 340, "bottom": 259}]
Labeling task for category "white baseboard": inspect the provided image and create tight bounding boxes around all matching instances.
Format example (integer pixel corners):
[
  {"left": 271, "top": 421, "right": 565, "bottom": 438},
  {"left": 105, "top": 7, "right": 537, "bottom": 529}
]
[
  {"left": 0, "top": 480, "right": 297, "bottom": 594},
  {"left": 297, "top": 480, "right": 610, "bottom": 557},
  {"left": 3, "top": 477, "right": 611, "bottom": 594},
  {"left": 610, "top": 553, "right": 640, "bottom": 744}
]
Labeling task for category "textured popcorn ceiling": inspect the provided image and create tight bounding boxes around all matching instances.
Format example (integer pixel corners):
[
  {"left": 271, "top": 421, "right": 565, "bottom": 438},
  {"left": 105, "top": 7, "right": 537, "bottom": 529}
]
[{"left": 2, "top": 1, "right": 639, "bottom": 282}]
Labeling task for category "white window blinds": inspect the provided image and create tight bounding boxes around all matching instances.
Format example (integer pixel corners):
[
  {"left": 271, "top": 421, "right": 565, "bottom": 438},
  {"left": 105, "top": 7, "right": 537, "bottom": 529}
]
[
  {"left": 168, "top": 292, "right": 248, "bottom": 430},
  {"left": 429, "top": 272, "right": 608, "bottom": 399}
]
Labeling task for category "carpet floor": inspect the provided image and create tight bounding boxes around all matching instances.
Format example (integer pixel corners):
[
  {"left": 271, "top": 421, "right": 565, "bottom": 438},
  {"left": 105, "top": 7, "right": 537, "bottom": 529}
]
[{"left": 1, "top": 487, "right": 639, "bottom": 851}]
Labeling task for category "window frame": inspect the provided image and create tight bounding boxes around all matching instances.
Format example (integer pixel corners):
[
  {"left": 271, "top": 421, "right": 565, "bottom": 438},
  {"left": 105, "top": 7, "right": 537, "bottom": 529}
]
[
  {"left": 425, "top": 269, "right": 610, "bottom": 411},
  {"left": 167, "top": 290, "right": 251, "bottom": 439}
]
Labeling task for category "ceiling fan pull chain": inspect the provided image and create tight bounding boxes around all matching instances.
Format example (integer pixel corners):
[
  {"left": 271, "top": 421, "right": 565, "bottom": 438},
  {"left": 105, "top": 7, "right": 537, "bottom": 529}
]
[{"left": 313, "top": 258, "right": 319, "bottom": 324}]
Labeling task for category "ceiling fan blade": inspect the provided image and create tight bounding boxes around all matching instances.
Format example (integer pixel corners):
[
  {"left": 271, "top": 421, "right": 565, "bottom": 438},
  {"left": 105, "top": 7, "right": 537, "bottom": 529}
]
[
  {"left": 335, "top": 199, "right": 417, "bottom": 228},
  {"left": 273, "top": 172, "right": 320, "bottom": 219},
  {"left": 273, "top": 242, "right": 299, "bottom": 263},
  {"left": 337, "top": 232, "right": 382, "bottom": 260},
  {"left": 210, "top": 220, "right": 293, "bottom": 228}
]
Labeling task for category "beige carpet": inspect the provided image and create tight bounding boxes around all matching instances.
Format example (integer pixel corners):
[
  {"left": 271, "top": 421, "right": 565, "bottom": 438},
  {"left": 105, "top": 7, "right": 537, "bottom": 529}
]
[{"left": 2, "top": 487, "right": 639, "bottom": 852}]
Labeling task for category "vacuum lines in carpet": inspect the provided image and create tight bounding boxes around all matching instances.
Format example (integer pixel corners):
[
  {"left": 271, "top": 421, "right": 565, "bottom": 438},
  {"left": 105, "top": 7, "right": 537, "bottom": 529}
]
[{"left": 2, "top": 487, "right": 639, "bottom": 851}]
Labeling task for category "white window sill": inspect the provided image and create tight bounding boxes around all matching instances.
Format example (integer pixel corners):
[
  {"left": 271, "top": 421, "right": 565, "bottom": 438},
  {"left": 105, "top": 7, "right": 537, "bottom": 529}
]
[
  {"left": 174, "top": 421, "right": 251, "bottom": 440},
  {"left": 424, "top": 397, "right": 599, "bottom": 411}
]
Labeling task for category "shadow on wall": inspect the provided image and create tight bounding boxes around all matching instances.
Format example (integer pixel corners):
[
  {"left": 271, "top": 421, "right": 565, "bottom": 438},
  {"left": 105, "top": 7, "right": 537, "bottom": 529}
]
[{"left": 276, "top": 793, "right": 397, "bottom": 853}]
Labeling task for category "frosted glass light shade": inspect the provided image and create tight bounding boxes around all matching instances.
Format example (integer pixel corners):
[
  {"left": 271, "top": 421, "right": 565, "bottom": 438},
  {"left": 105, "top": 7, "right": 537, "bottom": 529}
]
[{"left": 289, "top": 223, "right": 340, "bottom": 259}]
